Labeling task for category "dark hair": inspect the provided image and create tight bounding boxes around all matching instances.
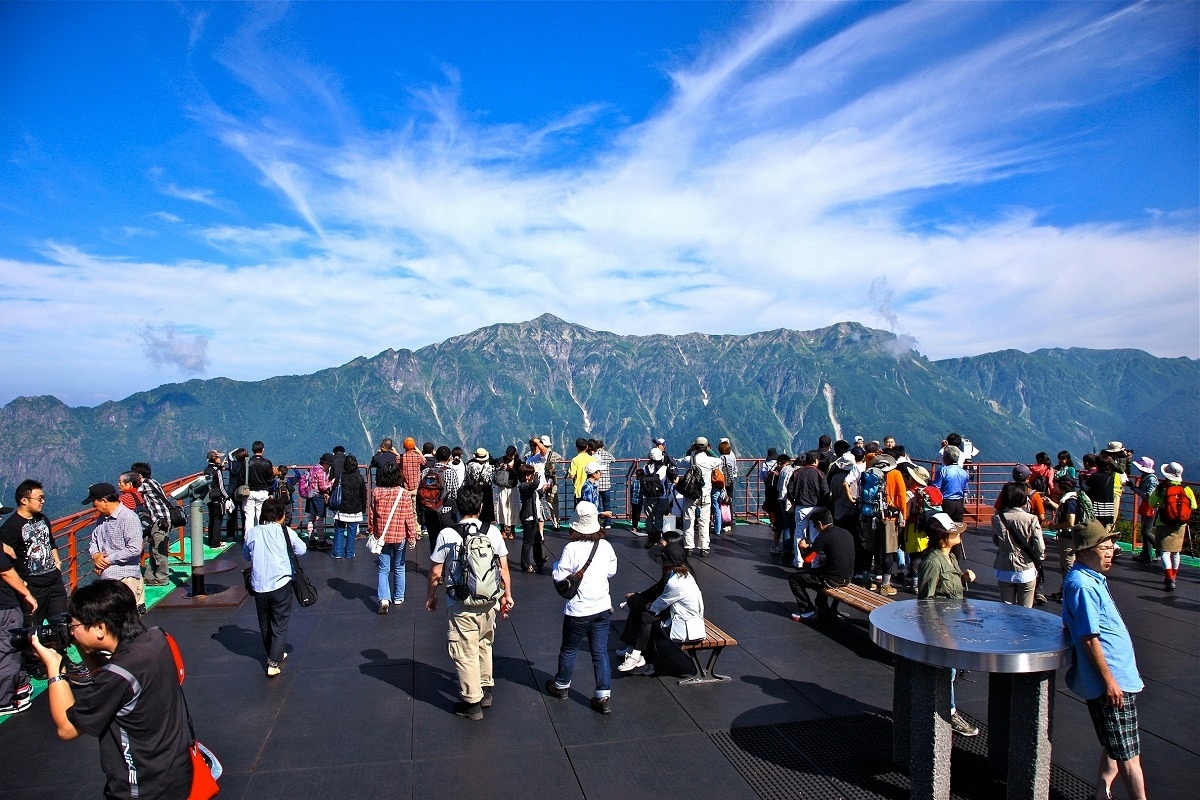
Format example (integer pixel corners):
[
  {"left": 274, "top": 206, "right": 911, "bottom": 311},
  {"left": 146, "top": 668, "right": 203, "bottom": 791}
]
[
  {"left": 231, "top": 447, "right": 249, "bottom": 460},
  {"left": 865, "top": 442, "right": 880, "bottom": 454},
  {"left": 252, "top": 441, "right": 265, "bottom": 454},
  {"left": 945, "top": 433, "right": 964, "bottom": 449},
  {"left": 800, "top": 451, "right": 817, "bottom": 466},
  {"left": 457, "top": 485, "right": 485, "bottom": 517},
  {"left": 775, "top": 454, "right": 791, "bottom": 465},
  {"left": 422, "top": 442, "right": 435, "bottom": 455},
  {"left": 380, "top": 438, "right": 393, "bottom": 450},
  {"left": 575, "top": 438, "right": 588, "bottom": 452},
  {"left": 15, "top": 479, "right": 43, "bottom": 504},
  {"left": 517, "top": 463, "right": 535, "bottom": 480},
  {"left": 818, "top": 434, "right": 832, "bottom": 448},
  {"left": 1057, "top": 450, "right": 1074, "bottom": 466},
  {"left": 343, "top": 454, "right": 359, "bottom": 472},
  {"left": 69, "top": 579, "right": 146, "bottom": 642},
  {"left": 833, "top": 440, "right": 850, "bottom": 456},
  {"left": 891, "top": 444, "right": 907, "bottom": 458},
  {"left": 928, "top": 520, "right": 957, "bottom": 547},
  {"left": 999, "top": 482, "right": 1029, "bottom": 509},
  {"left": 505, "top": 445, "right": 518, "bottom": 458},
  {"left": 333, "top": 445, "right": 346, "bottom": 454},
  {"left": 130, "top": 462, "right": 152, "bottom": 479},
  {"left": 1096, "top": 454, "right": 1114, "bottom": 473},
  {"left": 259, "top": 497, "right": 287, "bottom": 523},
  {"left": 1082, "top": 453, "right": 1097, "bottom": 468},
  {"left": 377, "top": 463, "right": 402, "bottom": 488},
  {"left": 810, "top": 507, "right": 833, "bottom": 526},
  {"left": 435, "top": 445, "right": 451, "bottom": 462},
  {"left": 1035, "top": 452, "right": 1051, "bottom": 466}
]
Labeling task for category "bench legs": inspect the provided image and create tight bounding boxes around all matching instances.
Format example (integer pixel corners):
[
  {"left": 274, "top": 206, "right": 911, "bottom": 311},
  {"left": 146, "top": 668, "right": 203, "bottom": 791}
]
[{"left": 678, "top": 645, "right": 733, "bottom": 686}]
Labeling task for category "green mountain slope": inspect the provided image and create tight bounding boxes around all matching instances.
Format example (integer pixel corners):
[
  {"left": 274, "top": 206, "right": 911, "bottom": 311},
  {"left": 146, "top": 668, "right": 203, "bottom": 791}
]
[{"left": 3, "top": 316, "right": 1196, "bottom": 518}]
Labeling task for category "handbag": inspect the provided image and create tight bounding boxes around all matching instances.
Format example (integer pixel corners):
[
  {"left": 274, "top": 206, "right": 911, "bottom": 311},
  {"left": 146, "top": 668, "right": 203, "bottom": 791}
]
[
  {"left": 720, "top": 504, "right": 732, "bottom": 525},
  {"left": 242, "top": 567, "right": 255, "bottom": 595},
  {"left": 169, "top": 502, "right": 187, "bottom": 529},
  {"left": 281, "top": 526, "right": 318, "bottom": 607},
  {"left": 368, "top": 488, "right": 404, "bottom": 555},
  {"left": 161, "top": 630, "right": 222, "bottom": 800},
  {"left": 328, "top": 478, "right": 343, "bottom": 512},
  {"left": 668, "top": 615, "right": 706, "bottom": 644},
  {"left": 553, "top": 539, "right": 600, "bottom": 600}
]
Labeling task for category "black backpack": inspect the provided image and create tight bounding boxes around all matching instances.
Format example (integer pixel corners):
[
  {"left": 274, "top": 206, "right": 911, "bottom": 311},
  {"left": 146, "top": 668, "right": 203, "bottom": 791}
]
[
  {"left": 676, "top": 464, "right": 704, "bottom": 501},
  {"left": 640, "top": 471, "right": 665, "bottom": 500}
]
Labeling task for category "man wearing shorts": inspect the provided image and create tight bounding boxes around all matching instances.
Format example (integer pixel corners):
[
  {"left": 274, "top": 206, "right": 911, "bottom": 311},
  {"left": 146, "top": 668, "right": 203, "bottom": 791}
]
[{"left": 1061, "top": 520, "right": 1148, "bottom": 800}]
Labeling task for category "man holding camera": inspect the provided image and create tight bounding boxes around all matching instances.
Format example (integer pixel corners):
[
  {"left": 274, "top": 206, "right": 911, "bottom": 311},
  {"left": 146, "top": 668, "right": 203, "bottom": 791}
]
[{"left": 30, "top": 579, "right": 193, "bottom": 800}]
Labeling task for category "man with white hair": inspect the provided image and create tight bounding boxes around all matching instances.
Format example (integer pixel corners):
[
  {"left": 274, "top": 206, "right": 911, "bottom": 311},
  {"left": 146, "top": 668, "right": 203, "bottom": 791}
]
[{"left": 679, "top": 437, "right": 721, "bottom": 557}]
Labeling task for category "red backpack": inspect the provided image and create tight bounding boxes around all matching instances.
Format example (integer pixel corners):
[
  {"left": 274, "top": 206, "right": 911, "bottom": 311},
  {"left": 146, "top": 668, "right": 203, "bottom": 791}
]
[{"left": 1160, "top": 485, "right": 1193, "bottom": 524}]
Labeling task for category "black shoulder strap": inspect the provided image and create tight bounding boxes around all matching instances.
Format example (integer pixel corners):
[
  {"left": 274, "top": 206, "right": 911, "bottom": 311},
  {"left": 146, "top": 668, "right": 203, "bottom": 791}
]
[{"left": 998, "top": 512, "right": 1040, "bottom": 564}]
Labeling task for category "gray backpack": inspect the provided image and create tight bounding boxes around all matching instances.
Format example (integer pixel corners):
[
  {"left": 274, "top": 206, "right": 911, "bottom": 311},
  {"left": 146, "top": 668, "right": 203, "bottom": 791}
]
[{"left": 446, "top": 523, "right": 503, "bottom": 610}]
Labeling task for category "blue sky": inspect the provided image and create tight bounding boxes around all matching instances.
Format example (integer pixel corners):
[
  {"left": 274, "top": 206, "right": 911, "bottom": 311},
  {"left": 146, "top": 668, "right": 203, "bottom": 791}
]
[{"left": 1, "top": 1, "right": 1197, "bottom": 406}]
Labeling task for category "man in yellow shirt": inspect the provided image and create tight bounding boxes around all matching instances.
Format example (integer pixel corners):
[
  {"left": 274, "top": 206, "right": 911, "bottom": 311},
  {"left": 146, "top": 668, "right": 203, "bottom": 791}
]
[{"left": 566, "top": 438, "right": 594, "bottom": 503}]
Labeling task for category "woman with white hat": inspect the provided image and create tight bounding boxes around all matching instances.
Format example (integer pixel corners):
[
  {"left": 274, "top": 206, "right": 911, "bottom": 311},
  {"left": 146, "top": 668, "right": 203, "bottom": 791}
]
[
  {"left": 1147, "top": 462, "right": 1196, "bottom": 592},
  {"left": 1129, "top": 456, "right": 1159, "bottom": 564},
  {"left": 546, "top": 502, "right": 618, "bottom": 714}
]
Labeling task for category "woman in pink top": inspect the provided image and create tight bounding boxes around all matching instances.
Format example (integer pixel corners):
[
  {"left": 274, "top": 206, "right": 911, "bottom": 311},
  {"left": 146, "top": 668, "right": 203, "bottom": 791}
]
[{"left": 368, "top": 463, "right": 420, "bottom": 614}]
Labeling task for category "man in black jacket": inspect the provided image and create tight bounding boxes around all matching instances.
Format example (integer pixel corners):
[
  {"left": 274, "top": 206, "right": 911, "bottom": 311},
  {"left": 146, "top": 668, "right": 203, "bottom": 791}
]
[
  {"left": 786, "top": 451, "right": 830, "bottom": 567},
  {"left": 244, "top": 441, "right": 274, "bottom": 528},
  {"left": 789, "top": 508, "right": 854, "bottom": 623}
]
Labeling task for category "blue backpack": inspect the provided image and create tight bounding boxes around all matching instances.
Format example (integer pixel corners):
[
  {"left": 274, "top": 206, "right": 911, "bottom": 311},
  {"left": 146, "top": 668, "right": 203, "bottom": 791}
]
[{"left": 859, "top": 467, "right": 887, "bottom": 518}]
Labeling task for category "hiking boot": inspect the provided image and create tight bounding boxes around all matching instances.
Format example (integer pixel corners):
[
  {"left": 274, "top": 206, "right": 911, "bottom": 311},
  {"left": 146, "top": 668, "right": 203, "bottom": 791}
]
[
  {"left": 453, "top": 700, "right": 484, "bottom": 720},
  {"left": 880, "top": 584, "right": 897, "bottom": 597},
  {"left": 950, "top": 712, "right": 979, "bottom": 737},
  {"left": 481, "top": 688, "right": 493, "bottom": 709},
  {"left": 378, "top": 599, "right": 390, "bottom": 614},
  {"left": 617, "top": 652, "right": 646, "bottom": 672},
  {"left": 590, "top": 696, "right": 612, "bottom": 715},
  {"left": 544, "top": 679, "right": 568, "bottom": 699}
]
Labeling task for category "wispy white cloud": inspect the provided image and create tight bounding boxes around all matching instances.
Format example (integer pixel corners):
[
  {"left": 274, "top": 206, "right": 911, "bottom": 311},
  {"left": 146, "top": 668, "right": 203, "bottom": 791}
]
[
  {"left": 1, "top": 1, "right": 1196, "bottom": 406},
  {"left": 160, "top": 182, "right": 221, "bottom": 208},
  {"left": 151, "top": 211, "right": 182, "bottom": 224}
]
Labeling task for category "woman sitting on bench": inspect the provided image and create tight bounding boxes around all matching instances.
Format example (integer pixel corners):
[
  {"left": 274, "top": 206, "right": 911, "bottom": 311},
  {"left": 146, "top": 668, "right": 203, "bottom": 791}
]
[{"left": 616, "top": 535, "right": 704, "bottom": 676}]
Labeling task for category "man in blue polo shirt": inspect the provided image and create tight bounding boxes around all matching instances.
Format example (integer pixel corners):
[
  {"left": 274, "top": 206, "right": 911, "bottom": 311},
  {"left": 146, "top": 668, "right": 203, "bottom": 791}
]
[{"left": 1061, "top": 520, "right": 1147, "bottom": 800}]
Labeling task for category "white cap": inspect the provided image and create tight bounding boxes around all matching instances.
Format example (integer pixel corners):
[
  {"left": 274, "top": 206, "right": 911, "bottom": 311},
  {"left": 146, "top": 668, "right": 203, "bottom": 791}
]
[
  {"left": 649, "top": 448, "right": 664, "bottom": 462},
  {"left": 585, "top": 461, "right": 602, "bottom": 474},
  {"left": 539, "top": 435, "right": 552, "bottom": 447}
]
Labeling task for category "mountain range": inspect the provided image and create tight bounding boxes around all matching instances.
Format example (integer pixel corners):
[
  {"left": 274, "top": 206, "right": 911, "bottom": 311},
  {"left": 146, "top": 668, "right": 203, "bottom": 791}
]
[{"left": 3, "top": 315, "right": 1196, "bottom": 518}]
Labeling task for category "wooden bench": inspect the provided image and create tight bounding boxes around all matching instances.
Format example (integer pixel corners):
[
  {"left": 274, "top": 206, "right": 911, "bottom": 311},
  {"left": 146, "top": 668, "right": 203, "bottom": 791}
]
[
  {"left": 822, "top": 582, "right": 895, "bottom": 615},
  {"left": 675, "top": 619, "right": 738, "bottom": 686}
]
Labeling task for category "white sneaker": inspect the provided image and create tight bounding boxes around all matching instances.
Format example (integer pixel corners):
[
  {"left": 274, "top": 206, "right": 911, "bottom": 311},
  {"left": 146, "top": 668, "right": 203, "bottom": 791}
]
[{"left": 617, "top": 652, "right": 646, "bottom": 672}]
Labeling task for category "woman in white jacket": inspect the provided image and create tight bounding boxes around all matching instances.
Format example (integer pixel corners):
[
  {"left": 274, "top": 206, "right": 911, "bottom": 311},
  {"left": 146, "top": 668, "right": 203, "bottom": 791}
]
[{"left": 617, "top": 546, "right": 704, "bottom": 676}]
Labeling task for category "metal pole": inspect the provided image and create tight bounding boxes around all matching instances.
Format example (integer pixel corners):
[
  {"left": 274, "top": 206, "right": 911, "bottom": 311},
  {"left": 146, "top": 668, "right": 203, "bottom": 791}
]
[{"left": 189, "top": 495, "right": 206, "bottom": 597}]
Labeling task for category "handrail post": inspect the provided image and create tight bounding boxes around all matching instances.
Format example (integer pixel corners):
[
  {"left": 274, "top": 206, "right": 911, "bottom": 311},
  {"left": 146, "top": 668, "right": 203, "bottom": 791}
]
[{"left": 188, "top": 495, "right": 207, "bottom": 597}]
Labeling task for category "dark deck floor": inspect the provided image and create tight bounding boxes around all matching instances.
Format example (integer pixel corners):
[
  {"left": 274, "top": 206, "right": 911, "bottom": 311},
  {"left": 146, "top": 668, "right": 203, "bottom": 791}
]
[{"left": 1, "top": 522, "right": 1196, "bottom": 800}]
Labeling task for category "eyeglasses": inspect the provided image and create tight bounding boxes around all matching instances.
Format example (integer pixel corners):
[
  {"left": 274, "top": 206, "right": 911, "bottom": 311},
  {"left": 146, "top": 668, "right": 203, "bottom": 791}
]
[{"left": 68, "top": 622, "right": 85, "bottom": 633}]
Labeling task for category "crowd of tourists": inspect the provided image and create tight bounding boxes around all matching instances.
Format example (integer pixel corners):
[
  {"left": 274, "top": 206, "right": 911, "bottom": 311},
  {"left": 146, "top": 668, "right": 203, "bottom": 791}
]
[{"left": 0, "top": 427, "right": 1192, "bottom": 800}]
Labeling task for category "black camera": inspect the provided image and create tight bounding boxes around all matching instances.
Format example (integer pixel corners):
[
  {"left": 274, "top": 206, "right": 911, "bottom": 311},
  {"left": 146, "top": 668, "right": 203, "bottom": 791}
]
[{"left": 9, "top": 613, "right": 72, "bottom": 653}]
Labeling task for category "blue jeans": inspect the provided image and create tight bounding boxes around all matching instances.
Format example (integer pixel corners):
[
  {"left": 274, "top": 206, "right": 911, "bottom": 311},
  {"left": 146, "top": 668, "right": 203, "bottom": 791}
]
[
  {"left": 333, "top": 520, "right": 358, "bottom": 558},
  {"left": 377, "top": 541, "right": 408, "bottom": 602},
  {"left": 553, "top": 610, "right": 612, "bottom": 698},
  {"left": 712, "top": 491, "right": 725, "bottom": 536},
  {"left": 599, "top": 490, "right": 612, "bottom": 527}
]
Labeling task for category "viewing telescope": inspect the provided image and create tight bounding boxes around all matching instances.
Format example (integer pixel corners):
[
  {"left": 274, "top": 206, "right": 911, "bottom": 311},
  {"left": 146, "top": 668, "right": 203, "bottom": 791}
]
[{"left": 171, "top": 474, "right": 211, "bottom": 501}]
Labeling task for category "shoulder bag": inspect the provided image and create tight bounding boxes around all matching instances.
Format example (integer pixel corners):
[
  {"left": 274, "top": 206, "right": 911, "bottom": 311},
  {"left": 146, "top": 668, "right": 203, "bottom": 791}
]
[
  {"left": 368, "top": 489, "right": 404, "bottom": 555},
  {"left": 281, "top": 526, "right": 318, "bottom": 606},
  {"left": 162, "top": 629, "right": 222, "bottom": 800},
  {"left": 553, "top": 539, "right": 601, "bottom": 600}
]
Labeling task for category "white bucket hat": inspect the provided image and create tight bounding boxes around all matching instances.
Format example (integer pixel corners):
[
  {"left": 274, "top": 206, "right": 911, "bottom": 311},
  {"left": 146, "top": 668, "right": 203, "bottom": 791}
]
[
  {"left": 570, "top": 501, "right": 601, "bottom": 534},
  {"left": 1161, "top": 462, "right": 1184, "bottom": 482}
]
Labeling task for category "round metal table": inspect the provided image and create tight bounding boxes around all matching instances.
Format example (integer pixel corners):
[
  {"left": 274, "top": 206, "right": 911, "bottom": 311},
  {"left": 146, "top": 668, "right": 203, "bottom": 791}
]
[{"left": 869, "top": 599, "right": 1072, "bottom": 800}]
